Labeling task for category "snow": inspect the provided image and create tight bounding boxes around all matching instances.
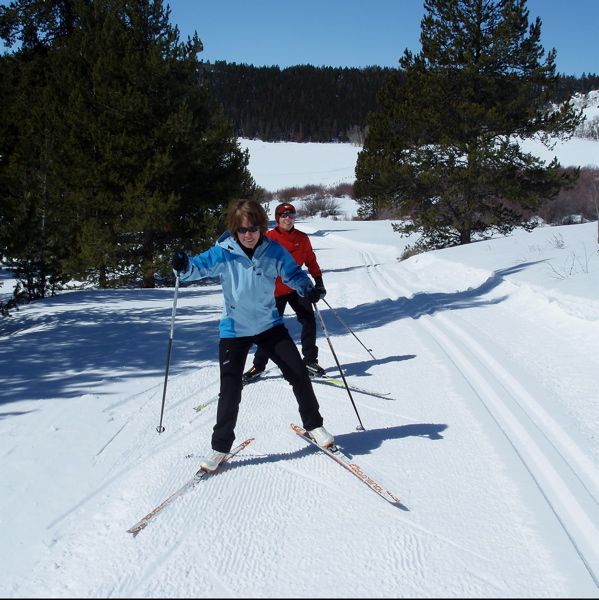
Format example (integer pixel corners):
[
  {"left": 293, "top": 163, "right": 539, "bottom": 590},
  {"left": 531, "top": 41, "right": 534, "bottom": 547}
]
[
  {"left": 241, "top": 138, "right": 361, "bottom": 189},
  {"left": 240, "top": 132, "right": 598, "bottom": 190},
  {"left": 1, "top": 115, "right": 599, "bottom": 598}
]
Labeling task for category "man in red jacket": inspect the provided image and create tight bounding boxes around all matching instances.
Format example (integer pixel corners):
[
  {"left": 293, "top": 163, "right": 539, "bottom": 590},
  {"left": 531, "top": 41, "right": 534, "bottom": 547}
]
[{"left": 243, "top": 202, "right": 327, "bottom": 382}]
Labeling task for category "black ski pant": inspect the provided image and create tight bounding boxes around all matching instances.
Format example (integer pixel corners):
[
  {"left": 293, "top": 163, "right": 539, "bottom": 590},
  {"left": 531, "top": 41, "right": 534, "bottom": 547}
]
[
  {"left": 211, "top": 324, "right": 324, "bottom": 453},
  {"left": 252, "top": 291, "right": 318, "bottom": 370}
]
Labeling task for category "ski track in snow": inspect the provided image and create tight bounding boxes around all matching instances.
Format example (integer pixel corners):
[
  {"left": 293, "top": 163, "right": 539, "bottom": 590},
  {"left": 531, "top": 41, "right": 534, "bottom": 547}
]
[{"left": 356, "top": 243, "right": 599, "bottom": 587}]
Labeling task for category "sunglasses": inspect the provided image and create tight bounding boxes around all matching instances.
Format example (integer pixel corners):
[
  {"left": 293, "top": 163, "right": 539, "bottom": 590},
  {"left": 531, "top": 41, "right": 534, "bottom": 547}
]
[
  {"left": 279, "top": 212, "right": 296, "bottom": 219},
  {"left": 236, "top": 225, "right": 260, "bottom": 234}
]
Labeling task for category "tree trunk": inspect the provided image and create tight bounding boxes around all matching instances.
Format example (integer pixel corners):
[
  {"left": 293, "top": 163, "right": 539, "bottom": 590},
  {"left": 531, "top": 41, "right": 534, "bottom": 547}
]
[{"left": 142, "top": 230, "right": 155, "bottom": 289}]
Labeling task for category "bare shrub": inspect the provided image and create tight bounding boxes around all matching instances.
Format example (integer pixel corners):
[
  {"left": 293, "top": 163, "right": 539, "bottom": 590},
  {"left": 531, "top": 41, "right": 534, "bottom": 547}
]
[
  {"left": 260, "top": 189, "right": 276, "bottom": 203},
  {"left": 346, "top": 125, "right": 367, "bottom": 145},
  {"left": 537, "top": 167, "right": 599, "bottom": 225},
  {"left": 400, "top": 240, "right": 430, "bottom": 260},
  {"left": 274, "top": 183, "right": 355, "bottom": 203},
  {"left": 577, "top": 115, "right": 599, "bottom": 140},
  {"left": 300, "top": 196, "right": 341, "bottom": 217},
  {"left": 549, "top": 233, "right": 566, "bottom": 249},
  {"left": 331, "top": 182, "right": 354, "bottom": 197},
  {"left": 275, "top": 184, "right": 327, "bottom": 202},
  {"left": 547, "top": 245, "right": 596, "bottom": 279},
  {"left": 375, "top": 206, "right": 406, "bottom": 220}
]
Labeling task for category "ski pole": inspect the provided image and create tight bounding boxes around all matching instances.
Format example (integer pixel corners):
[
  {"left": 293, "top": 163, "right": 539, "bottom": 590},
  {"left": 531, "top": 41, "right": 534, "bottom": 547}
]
[
  {"left": 322, "top": 298, "right": 376, "bottom": 360},
  {"left": 314, "top": 303, "right": 365, "bottom": 431},
  {"left": 156, "top": 275, "right": 180, "bottom": 434}
]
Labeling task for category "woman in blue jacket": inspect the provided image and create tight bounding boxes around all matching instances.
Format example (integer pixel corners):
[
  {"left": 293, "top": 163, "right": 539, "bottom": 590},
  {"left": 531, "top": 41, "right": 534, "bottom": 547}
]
[{"left": 172, "top": 199, "right": 334, "bottom": 472}]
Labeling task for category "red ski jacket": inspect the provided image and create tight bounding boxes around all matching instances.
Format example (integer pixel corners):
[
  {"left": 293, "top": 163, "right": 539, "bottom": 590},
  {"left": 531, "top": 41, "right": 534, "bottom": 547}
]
[{"left": 267, "top": 226, "right": 322, "bottom": 297}]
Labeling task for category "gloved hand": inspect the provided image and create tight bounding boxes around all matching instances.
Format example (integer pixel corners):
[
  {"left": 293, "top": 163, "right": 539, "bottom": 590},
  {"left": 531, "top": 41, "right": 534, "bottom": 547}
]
[
  {"left": 171, "top": 251, "right": 189, "bottom": 273},
  {"left": 314, "top": 276, "right": 326, "bottom": 299},
  {"left": 305, "top": 286, "right": 322, "bottom": 304}
]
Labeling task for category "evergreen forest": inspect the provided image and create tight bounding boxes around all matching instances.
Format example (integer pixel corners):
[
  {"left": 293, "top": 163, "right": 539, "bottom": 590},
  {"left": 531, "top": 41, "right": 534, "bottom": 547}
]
[{"left": 203, "top": 61, "right": 598, "bottom": 143}]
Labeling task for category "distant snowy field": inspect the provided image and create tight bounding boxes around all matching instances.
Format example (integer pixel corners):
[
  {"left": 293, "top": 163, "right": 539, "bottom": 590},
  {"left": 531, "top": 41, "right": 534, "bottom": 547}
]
[
  {"left": 241, "top": 91, "right": 599, "bottom": 191},
  {"left": 241, "top": 138, "right": 361, "bottom": 190},
  {"left": 242, "top": 133, "right": 598, "bottom": 192}
]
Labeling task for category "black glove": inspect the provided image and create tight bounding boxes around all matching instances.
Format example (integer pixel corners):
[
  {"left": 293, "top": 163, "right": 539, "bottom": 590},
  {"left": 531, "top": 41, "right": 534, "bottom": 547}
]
[
  {"left": 171, "top": 251, "right": 189, "bottom": 273},
  {"left": 314, "top": 276, "right": 326, "bottom": 299},
  {"left": 305, "top": 286, "right": 322, "bottom": 304}
]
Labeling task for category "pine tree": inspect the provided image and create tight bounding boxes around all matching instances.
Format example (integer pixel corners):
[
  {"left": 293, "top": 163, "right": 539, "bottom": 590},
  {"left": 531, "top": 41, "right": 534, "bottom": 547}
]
[
  {"left": 53, "top": 0, "right": 256, "bottom": 287},
  {"left": 355, "top": 0, "right": 582, "bottom": 247},
  {"left": 1, "top": 0, "right": 256, "bottom": 291},
  {"left": 0, "top": 33, "right": 77, "bottom": 300}
]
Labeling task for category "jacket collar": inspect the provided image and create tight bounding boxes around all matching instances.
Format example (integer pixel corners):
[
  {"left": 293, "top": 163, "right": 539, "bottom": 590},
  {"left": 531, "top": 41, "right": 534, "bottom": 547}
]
[{"left": 217, "top": 231, "right": 268, "bottom": 258}]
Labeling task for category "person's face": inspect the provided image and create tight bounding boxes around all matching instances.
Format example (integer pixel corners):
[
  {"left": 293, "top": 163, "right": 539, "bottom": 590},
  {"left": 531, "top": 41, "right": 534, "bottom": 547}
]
[
  {"left": 278, "top": 211, "right": 296, "bottom": 232},
  {"left": 236, "top": 216, "right": 261, "bottom": 249}
]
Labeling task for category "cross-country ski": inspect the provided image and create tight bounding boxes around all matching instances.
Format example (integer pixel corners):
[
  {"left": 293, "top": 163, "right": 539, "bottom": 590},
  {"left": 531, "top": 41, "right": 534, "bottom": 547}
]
[
  {"left": 291, "top": 423, "right": 407, "bottom": 510},
  {"left": 127, "top": 438, "right": 254, "bottom": 536}
]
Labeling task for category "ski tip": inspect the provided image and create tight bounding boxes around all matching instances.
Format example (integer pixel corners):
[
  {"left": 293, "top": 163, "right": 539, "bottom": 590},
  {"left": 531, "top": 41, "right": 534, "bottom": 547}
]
[
  {"left": 127, "top": 525, "right": 144, "bottom": 537},
  {"left": 290, "top": 423, "right": 309, "bottom": 438},
  {"left": 387, "top": 495, "right": 409, "bottom": 510}
]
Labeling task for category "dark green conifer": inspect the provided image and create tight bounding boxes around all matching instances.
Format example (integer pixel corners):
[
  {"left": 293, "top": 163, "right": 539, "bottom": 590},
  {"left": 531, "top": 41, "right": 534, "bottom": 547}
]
[
  {"left": 0, "top": 0, "right": 255, "bottom": 293},
  {"left": 355, "top": 0, "right": 582, "bottom": 246}
]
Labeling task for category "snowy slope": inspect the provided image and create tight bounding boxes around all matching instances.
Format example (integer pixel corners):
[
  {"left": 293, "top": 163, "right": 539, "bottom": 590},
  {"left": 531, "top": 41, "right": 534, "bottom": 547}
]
[
  {"left": 1, "top": 135, "right": 599, "bottom": 597},
  {"left": 1, "top": 216, "right": 598, "bottom": 597}
]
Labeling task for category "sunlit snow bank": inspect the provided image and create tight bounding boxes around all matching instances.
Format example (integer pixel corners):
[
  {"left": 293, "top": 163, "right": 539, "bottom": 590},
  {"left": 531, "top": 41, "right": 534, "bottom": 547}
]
[{"left": 239, "top": 138, "right": 361, "bottom": 190}]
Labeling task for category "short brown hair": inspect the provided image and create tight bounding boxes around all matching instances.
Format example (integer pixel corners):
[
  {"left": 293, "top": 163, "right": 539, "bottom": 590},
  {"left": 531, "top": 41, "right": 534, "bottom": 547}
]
[{"left": 226, "top": 199, "right": 268, "bottom": 237}]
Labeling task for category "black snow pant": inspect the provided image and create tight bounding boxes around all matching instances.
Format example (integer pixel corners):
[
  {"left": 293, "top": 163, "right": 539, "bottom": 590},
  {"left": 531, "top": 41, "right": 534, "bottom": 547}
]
[
  {"left": 211, "top": 324, "right": 324, "bottom": 453},
  {"left": 252, "top": 291, "right": 318, "bottom": 370}
]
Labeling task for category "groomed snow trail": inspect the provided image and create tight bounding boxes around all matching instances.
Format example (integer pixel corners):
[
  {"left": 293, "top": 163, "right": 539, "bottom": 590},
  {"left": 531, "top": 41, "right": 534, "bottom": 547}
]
[{"left": 3, "top": 223, "right": 598, "bottom": 598}]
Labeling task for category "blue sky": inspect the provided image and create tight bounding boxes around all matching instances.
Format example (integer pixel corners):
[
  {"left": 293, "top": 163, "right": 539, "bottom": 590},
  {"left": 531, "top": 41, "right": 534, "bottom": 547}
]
[
  {"left": 0, "top": 0, "right": 596, "bottom": 76},
  {"left": 166, "top": 0, "right": 598, "bottom": 76}
]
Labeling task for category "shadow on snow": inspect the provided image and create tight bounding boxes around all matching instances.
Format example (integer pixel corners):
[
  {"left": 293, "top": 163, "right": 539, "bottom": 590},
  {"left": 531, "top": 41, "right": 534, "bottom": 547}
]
[
  {"left": 0, "top": 260, "right": 541, "bottom": 409},
  {"left": 220, "top": 422, "right": 448, "bottom": 471}
]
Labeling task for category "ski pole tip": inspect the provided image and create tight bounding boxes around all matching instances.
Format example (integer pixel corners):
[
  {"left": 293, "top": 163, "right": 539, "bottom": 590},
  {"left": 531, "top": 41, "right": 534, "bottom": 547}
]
[{"left": 156, "top": 425, "right": 165, "bottom": 434}]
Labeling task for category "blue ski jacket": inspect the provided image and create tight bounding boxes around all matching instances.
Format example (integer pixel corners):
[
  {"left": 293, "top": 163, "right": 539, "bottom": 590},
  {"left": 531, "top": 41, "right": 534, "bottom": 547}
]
[{"left": 177, "top": 232, "right": 315, "bottom": 338}]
